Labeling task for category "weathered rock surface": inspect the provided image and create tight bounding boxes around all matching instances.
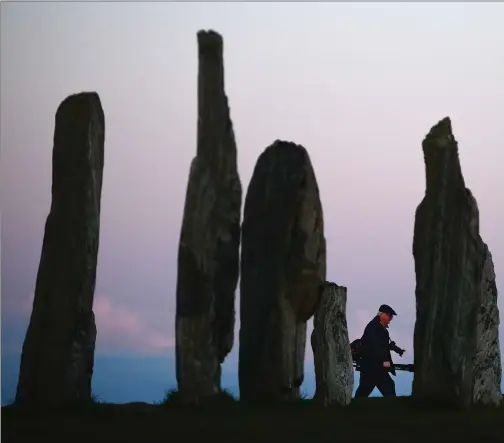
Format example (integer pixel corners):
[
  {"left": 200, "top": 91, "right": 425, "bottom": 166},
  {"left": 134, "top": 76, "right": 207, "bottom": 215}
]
[
  {"left": 412, "top": 117, "right": 501, "bottom": 408},
  {"left": 473, "top": 245, "right": 502, "bottom": 406},
  {"left": 175, "top": 30, "right": 242, "bottom": 404},
  {"left": 239, "top": 140, "right": 326, "bottom": 403},
  {"left": 311, "top": 282, "right": 353, "bottom": 406},
  {"left": 16, "top": 92, "right": 105, "bottom": 406}
]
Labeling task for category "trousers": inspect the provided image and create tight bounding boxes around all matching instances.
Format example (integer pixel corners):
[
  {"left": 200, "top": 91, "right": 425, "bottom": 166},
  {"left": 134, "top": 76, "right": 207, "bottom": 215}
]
[{"left": 355, "top": 369, "right": 396, "bottom": 398}]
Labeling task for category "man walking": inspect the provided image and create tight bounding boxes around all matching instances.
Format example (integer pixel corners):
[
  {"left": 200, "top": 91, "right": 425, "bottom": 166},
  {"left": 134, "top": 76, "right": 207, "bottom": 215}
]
[{"left": 355, "top": 304, "right": 405, "bottom": 398}]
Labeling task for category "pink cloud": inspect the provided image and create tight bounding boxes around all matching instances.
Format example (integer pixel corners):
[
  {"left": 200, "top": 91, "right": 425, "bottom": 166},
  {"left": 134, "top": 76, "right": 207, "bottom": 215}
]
[
  {"left": 93, "top": 295, "right": 175, "bottom": 354},
  {"left": 94, "top": 297, "right": 141, "bottom": 336},
  {"left": 5, "top": 291, "right": 407, "bottom": 358},
  {"left": 6, "top": 291, "right": 175, "bottom": 355}
]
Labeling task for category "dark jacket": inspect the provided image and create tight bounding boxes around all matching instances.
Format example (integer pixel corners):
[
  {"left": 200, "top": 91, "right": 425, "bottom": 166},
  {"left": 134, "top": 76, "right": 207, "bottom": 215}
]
[{"left": 360, "top": 316, "right": 396, "bottom": 376}]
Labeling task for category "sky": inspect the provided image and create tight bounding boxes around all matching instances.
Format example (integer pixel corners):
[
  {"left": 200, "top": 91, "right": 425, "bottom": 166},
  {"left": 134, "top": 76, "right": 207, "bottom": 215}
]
[{"left": 1, "top": 2, "right": 503, "bottom": 405}]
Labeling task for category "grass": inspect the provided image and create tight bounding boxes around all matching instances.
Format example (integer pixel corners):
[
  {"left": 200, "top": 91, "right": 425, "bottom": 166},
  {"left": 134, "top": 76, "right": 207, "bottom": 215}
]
[
  {"left": 2, "top": 395, "right": 504, "bottom": 443},
  {"left": 160, "top": 388, "right": 237, "bottom": 405}
]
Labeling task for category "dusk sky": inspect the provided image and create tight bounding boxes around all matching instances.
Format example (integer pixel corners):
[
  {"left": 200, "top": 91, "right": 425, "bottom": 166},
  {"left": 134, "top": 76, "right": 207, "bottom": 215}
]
[{"left": 1, "top": 2, "right": 503, "bottom": 404}]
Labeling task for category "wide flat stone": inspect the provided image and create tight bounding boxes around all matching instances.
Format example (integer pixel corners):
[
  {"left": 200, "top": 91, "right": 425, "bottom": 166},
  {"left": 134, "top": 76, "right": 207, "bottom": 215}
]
[{"left": 239, "top": 140, "right": 326, "bottom": 403}]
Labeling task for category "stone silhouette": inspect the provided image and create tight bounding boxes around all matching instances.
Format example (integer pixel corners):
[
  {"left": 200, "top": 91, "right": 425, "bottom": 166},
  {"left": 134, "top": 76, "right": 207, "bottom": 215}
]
[
  {"left": 16, "top": 92, "right": 105, "bottom": 406},
  {"left": 239, "top": 140, "right": 326, "bottom": 403},
  {"left": 311, "top": 282, "right": 353, "bottom": 406},
  {"left": 412, "top": 117, "right": 501, "bottom": 408},
  {"left": 175, "top": 30, "right": 242, "bottom": 404}
]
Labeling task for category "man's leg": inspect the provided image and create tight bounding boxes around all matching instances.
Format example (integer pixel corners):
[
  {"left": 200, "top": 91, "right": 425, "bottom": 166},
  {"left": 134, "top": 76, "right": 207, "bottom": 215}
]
[
  {"left": 354, "top": 371, "right": 376, "bottom": 398},
  {"left": 376, "top": 372, "right": 396, "bottom": 397}
]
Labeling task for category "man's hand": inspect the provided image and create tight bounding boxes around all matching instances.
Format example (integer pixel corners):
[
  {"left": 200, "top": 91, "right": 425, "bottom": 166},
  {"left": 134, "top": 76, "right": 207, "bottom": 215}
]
[
  {"left": 383, "top": 361, "right": 391, "bottom": 368},
  {"left": 390, "top": 341, "right": 406, "bottom": 357}
]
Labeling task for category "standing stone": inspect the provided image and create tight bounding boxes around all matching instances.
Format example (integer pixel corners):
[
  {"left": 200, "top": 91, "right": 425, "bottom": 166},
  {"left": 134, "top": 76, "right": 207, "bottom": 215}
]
[
  {"left": 311, "top": 282, "right": 353, "bottom": 406},
  {"left": 16, "top": 92, "right": 105, "bottom": 406},
  {"left": 473, "top": 245, "right": 502, "bottom": 406},
  {"left": 175, "top": 30, "right": 242, "bottom": 404},
  {"left": 239, "top": 140, "right": 326, "bottom": 403},
  {"left": 412, "top": 117, "right": 501, "bottom": 408}
]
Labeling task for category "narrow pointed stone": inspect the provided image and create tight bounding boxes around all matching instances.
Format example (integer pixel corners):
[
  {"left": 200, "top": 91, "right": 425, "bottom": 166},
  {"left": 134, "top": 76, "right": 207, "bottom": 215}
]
[
  {"left": 239, "top": 140, "right": 326, "bottom": 403},
  {"left": 175, "top": 30, "right": 242, "bottom": 404},
  {"left": 16, "top": 92, "right": 105, "bottom": 406},
  {"left": 412, "top": 117, "right": 501, "bottom": 408}
]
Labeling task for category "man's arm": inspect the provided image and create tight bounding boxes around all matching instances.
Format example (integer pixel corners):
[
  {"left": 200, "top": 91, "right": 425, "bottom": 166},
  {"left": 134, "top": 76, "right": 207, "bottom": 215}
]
[{"left": 389, "top": 340, "right": 405, "bottom": 357}]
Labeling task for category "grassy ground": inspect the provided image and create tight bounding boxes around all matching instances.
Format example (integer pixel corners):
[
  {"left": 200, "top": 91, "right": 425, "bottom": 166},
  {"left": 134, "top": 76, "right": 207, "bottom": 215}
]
[{"left": 2, "top": 396, "right": 504, "bottom": 443}]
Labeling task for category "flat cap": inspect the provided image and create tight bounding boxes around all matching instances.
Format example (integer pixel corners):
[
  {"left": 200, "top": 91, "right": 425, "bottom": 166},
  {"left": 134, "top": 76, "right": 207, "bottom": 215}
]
[{"left": 379, "top": 304, "right": 397, "bottom": 316}]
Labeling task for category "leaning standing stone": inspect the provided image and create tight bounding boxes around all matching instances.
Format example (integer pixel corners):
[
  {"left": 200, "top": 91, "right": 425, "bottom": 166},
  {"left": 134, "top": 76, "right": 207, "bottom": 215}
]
[{"left": 16, "top": 92, "right": 105, "bottom": 406}]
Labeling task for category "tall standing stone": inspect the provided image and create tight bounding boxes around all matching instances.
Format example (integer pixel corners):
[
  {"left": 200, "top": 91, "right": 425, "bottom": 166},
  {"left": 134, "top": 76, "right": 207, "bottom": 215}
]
[
  {"left": 311, "top": 282, "right": 353, "bottom": 406},
  {"left": 175, "top": 30, "right": 242, "bottom": 404},
  {"left": 239, "top": 140, "right": 326, "bottom": 403},
  {"left": 16, "top": 92, "right": 105, "bottom": 406},
  {"left": 412, "top": 117, "right": 501, "bottom": 408}
]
